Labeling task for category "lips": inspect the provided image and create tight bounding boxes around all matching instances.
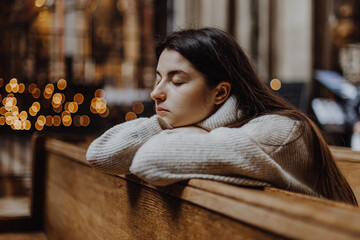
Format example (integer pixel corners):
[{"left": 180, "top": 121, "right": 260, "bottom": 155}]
[{"left": 156, "top": 107, "right": 169, "bottom": 115}]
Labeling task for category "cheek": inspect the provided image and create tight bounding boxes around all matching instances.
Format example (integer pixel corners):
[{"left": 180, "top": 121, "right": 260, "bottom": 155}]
[{"left": 177, "top": 89, "right": 213, "bottom": 114}]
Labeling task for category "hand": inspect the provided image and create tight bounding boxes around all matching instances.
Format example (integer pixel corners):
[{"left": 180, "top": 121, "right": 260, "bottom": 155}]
[{"left": 169, "top": 125, "right": 209, "bottom": 134}]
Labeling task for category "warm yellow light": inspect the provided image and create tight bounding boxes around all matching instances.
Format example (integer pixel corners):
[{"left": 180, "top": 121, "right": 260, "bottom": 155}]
[
  {"left": 53, "top": 105, "right": 62, "bottom": 113},
  {"left": 0, "top": 78, "right": 3, "bottom": 87},
  {"left": 92, "top": 97, "right": 107, "bottom": 114},
  {"left": 52, "top": 115, "right": 61, "bottom": 126},
  {"left": 18, "top": 83, "right": 25, "bottom": 93},
  {"left": 90, "top": 105, "right": 97, "bottom": 114},
  {"left": 12, "top": 84, "right": 19, "bottom": 93},
  {"left": 35, "top": 0, "right": 46, "bottom": 8},
  {"left": 81, "top": 115, "right": 90, "bottom": 127},
  {"left": 19, "top": 111, "right": 28, "bottom": 120},
  {"left": 94, "top": 89, "right": 105, "bottom": 98},
  {"left": 11, "top": 106, "right": 19, "bottom": 114},
  {"left": 37, "top": 115, "right": 46, "bottom": 126},
  {"left": 62, "top": 115, "right": 71, "bottom": 122},
  {"left": 68, "top": 102, "right": 78, "bottom": 113},
  {"left": 6, "top": 116, "right": 13, "bottom": 125},
  {"left": 32, "top": 102, "right": 41, "bottom": 112},
  {"left": 60, "top": 93, "right": 66, "bottom": 104},
  {"left": 43, "top": 91, "right": 52, "bottom": 99},
  {"left": 52, "top": 93, "right": 62, "bottom": 104},
  {"left": 0, "top": 116, "right": 5, "bottom": 125},
  {"left": 91, "top": 98, "right": 98, "bottom": 109},
  {"left": 21, "top": 120, "right": 25, "bottom": 130},
  {"left": 52, "top": 102, "right": 61, "bottom": 108},
  {"left": 132, "top": 102, "right": 144, "bottom": 114},
  {"left": 5, "top": 97, "right": 16, "bottom": 106},
  {"left": 0, "top": 107, "right": 6, "bottom": 115},
  {"left": 45, "top": 115, "right": 52, "bottom": 126},
  {"left": 12, "top": 115, "right": 19, "bottom": 121},
  {"left": 57, "top": 79, "right": 67, "bottom": 90},
  {"left": 28, "top": 83, "right": 37, "bottom": 93},
  {"left": 5, "top": 103, "right": 13, "bottom": 111},
  {"left": 32, "top": 88, "right": 41, "bottom": 98},
  {"left": 74, "top": 93, "right": 84, "bottom": 105},
  {"left": 61, "top": 111, "right": 70, "bottom": 119},
  {"left": 24, "top": 120, "right": 31, "bottom": 130},
  {"left": 9, "top": 78, "right": 17, "bottom": 86},
  {"left": 62, "top": 115, "right": 72, "bottom": 126},
  {"left": 270, "top": 78, "right": 281, "bottom": 91},
  {"left": 64, "top": 102, "right": 70, "bottom": 111},
  {"left": 45, "top": 83, "right": 54, "bottom": 94},
  {"left": 125, "top": 112, "right": 137, "bottom": 121},
  {"left": 13, "top": 119, "right": 22, "bottom": 130},
  {"left": 100, "top": 107, "right": 110, "bottom": 118},
  {"left": 29, "top": 107, "right": 37, "bottom": 116},
  {"left": 35, "top": 121, "right": 44, "bottom": 131},
  {"left": 5, "top": 84, "right": 11, "bottom": 92}
]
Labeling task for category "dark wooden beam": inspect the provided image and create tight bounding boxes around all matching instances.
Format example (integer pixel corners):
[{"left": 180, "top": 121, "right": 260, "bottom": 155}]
[
  {"left": 154, "top": 0, "right": 168, "bottom": 41},
  {"left": 227, "top": 0, "right": 236, "bottom": 36}
]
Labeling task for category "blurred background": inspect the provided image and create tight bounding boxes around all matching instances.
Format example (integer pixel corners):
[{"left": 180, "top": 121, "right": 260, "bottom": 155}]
[{"left": 0, "top": 0, "right": 360, "bottom": 219}]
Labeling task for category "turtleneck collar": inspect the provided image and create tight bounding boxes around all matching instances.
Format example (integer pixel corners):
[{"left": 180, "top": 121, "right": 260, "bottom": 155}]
[{"left": 196, "top": 95, "right": 242, "bottom": 131}]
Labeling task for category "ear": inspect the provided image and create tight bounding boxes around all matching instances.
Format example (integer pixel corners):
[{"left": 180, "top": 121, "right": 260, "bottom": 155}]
[{"left": 214, "top": 81, "right": 231, "bottom": 105}]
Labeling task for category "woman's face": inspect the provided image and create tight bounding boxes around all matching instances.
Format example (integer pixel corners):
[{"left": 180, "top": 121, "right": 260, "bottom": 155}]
[{"left": 151, "top": 49, "right": 218, "bottom": 127}]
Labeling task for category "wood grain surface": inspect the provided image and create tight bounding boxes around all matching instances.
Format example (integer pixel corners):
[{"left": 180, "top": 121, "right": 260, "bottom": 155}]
[
  {"left": 44, "top": 152, "right": 282, "bottom": 240},
  {"left": 41, "top": 138, "right": 360, "bottom": 240}
]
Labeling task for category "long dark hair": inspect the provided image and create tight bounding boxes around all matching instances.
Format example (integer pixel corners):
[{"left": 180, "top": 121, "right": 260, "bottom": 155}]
[{"left": 156, "top": 27, "right": 358, "bottom": 206}]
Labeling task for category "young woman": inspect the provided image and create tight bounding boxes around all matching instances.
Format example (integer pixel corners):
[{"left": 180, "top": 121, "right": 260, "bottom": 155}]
[{"left": 86, "top": 28, "right": 358, "bottom": 206}]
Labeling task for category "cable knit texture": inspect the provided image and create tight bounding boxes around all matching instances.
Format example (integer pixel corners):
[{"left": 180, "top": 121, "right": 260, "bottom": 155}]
[{"left": 86, "top": 95, "right": 320, "bottom": 197}]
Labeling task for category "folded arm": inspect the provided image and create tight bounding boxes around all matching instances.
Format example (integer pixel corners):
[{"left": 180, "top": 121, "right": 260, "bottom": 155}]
[
  {"left": 130, "top": 115, "right": 316, "bottom": 196},
  {"left": 86, "top": 115, "right": 169, "bottom": 175}
]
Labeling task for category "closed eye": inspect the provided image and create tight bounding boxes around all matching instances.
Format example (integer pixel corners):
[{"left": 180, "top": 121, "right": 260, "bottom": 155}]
[{"left": 172, "top": 81, "right": 184, "bottom": 86}]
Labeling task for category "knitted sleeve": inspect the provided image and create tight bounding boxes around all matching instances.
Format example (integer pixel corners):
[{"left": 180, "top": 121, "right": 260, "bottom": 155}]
[
  {"left": 86, "top": 115, "right": 170, "bottom": 175},
  {"left": 130, "top": 115, "right": 317, "bottom": 195}
]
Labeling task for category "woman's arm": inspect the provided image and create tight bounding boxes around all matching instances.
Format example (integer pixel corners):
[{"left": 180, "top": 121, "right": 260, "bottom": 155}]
[
  {"left": 86, "top": 115, "right": 171, "bottom": 175},
  {"left": 129, "top": 115, "right": 317, "bottom": 196}
]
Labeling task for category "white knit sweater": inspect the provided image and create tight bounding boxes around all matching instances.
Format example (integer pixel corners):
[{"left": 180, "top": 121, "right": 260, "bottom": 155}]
[{"left": 86, "top": 96, "right": 319, "bottom": 197}]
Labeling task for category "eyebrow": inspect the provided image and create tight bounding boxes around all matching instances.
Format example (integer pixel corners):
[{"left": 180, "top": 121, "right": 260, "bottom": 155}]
[{"left": 156, "top": 70, "right": 189, "bottom": 78}]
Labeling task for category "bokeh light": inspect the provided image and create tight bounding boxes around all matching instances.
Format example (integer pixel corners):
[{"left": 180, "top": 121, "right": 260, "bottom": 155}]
[
  {"left": 270, "top": 78, "right": 282, "bottom": 91},
  {"left": 125, "top": 112, "right": 137, "bottom": 121},
  {"left": 57, "top": 79, "right": 67, "bottom": 90},
  {"left": 28, "top": 83, "right": 37, "bottom": 93},
  {"left": 132, "top": 102, "right": 144, "bottom": 114},
  {"left": 18, "top": 83, "right": 25, "bottom": 93},
  {"left": 5, "top": 84, "right": 11, "bottom": 92},
  {"left": 74, "top": 93, "right": 84, "bottom": 104},
  {"left": 0, "top": 116, "right": 5, "bottom": 125},
  {"left": 81, "top": 115, "right": 90, "bottom": 127},
  {"left": 35, "top": 121, "right": 43, "bottom": 131},
  {"left": 0, "top": 77, "right": 109, "bottom": 131},
  {"left": 35, "top": 0, "right": 46, "bottom": 8},
  {"left": 94, "top": 89, "right": 105, "bottom": 98},
  {"left": 52, "top": 115, "right": 61, "bottom": 126},
  {"left": 19, "top": 111, "right": 28, "bottom": 120},
  {"left": 100, "top": 107, "right": 109, "bottom": 118}
]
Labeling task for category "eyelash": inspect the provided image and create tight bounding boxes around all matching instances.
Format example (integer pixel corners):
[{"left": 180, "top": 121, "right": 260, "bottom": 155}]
[{"left": 172, "top": 81, "right": 183, "bottom": 86}]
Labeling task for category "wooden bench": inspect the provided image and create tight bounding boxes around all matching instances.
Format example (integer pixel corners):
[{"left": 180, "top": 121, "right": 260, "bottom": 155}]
[{"left": 1, "top": 134, "right": 360, "bottom": 239}]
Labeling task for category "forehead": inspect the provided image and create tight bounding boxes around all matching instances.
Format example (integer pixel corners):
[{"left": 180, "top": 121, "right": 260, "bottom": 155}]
[{"left": 157, "top": 49, "right": 194, "bottom": 72}]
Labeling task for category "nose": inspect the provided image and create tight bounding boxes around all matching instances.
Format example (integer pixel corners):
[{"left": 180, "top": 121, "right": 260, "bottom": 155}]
[{"left": 151, "top": 83, "right": 166, "bottom": 102}]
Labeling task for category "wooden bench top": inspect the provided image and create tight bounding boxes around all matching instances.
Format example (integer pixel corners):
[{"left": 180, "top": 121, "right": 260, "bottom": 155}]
[{"left": 41, "top": 137, "right": 360, "bottom": 240}]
